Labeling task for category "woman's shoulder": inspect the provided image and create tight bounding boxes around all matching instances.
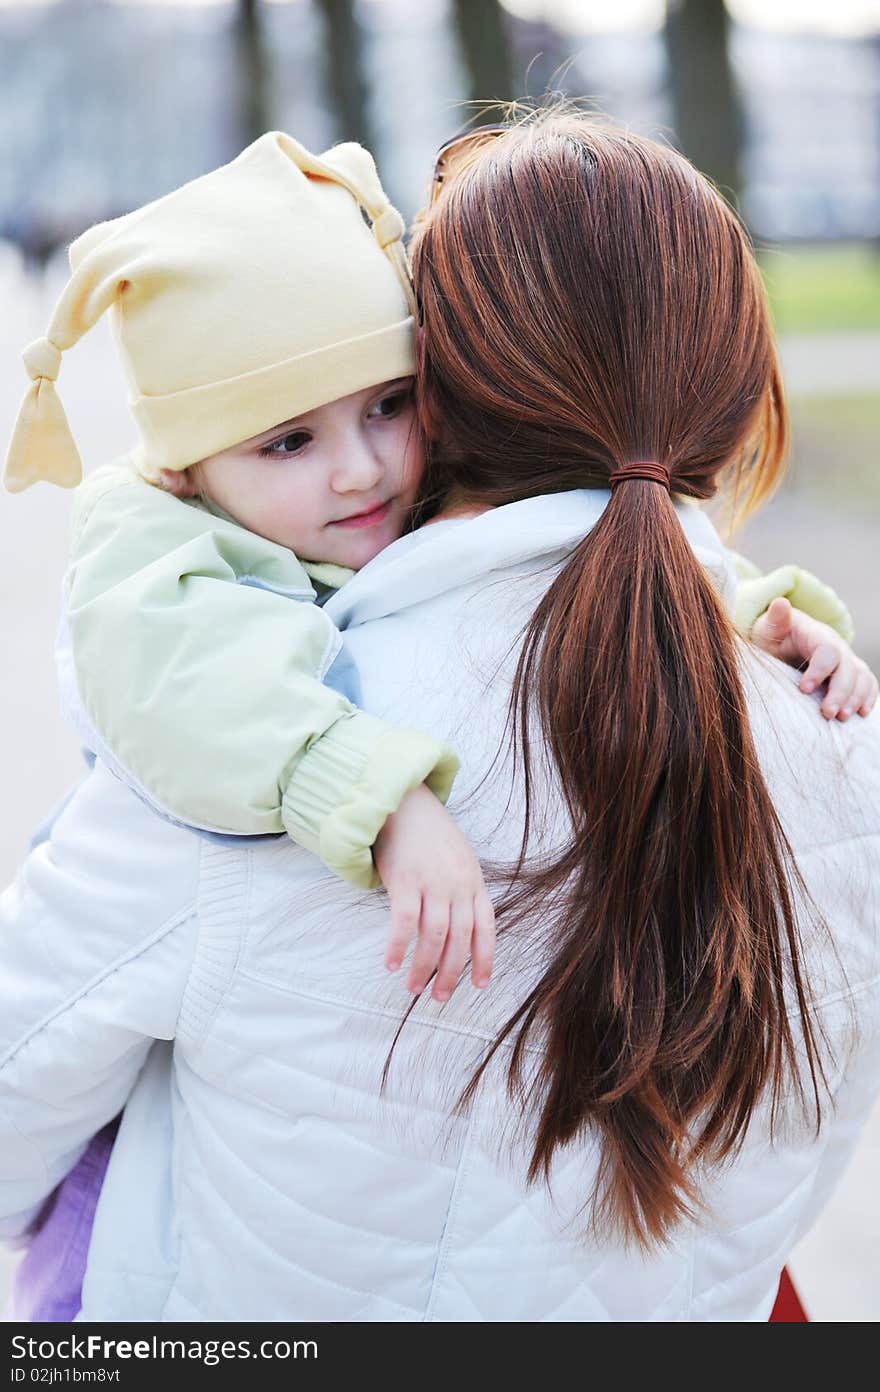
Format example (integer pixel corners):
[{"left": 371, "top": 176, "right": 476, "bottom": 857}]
[
  {"left": 743, "top": 647, "right": 880, "bottom": 1000},
  {"left": 743, "top": 647, "right": 880, "bottom": 836}
]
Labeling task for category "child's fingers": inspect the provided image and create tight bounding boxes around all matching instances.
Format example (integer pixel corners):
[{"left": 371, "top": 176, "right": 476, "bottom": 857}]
[
  {"left": 751, "top": 599, "right": 795, "bottom": 661},
  {"left": 763, "top": 596, "right": 793, "bottom": 637},
  {"left": 405, "top": 896, "right": 450, "bottom": 995},
  {"left": 820, "top": 655, "right": 857, "bottom": 719},
  {"left": 799, "top": 641, "right": 844, "bottom": 699},
  {"left": 384, "top": 886, "right": 422, "bottom": 973},
  {"left": 470, "top": 891, "right": 496, "bottom": 989},
  {"left": 844, "top": 666, "right": 878, "bottom": 720},
  {"left": 858, "top": 668, "right": 879, "bottom": 716},
  {"left": 431, "top": 897, "right": 474, "bottom": 1002}
]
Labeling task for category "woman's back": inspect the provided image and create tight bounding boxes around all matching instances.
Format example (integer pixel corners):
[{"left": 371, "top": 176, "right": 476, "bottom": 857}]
[{"left": 77, "top": 494, "right": 880, "bottom": 1321}]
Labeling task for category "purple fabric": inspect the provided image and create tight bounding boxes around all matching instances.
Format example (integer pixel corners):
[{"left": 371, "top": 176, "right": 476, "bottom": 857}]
[{"left": 9, "top": 1119, "right": 119, "bottom": 1322}]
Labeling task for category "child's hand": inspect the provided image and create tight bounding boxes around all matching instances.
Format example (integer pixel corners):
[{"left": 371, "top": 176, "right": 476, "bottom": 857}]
[
  {"left": 373, "top": 784, "right": 495, "bottom": 1002},
  {"left": 751, "top": 597, "right": 878, "bottom": 721}
]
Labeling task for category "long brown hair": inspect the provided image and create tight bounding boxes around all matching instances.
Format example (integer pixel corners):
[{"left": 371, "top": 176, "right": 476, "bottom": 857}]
[{"left": 410, "top": 114, "right": 824, "bottom": 1247}]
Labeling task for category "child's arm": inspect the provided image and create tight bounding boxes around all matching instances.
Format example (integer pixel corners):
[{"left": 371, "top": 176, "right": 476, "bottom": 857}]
[
  {"left": 751, "top": 597, "right": 878, "bottom": 721},
  {"left": 731, "top": 549, "right": 878, "bottom": 719},
  {"left": 64, "top": 464, "right": 457, "bottom": 888},
  {"left": 374, "top": 784, "right": 495, "bottom": 1000},
  {"left": 64, "top": 465, "right": 495, "bottom": 994}
]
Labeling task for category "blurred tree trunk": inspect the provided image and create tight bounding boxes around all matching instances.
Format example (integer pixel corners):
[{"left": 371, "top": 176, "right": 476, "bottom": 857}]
[
  {"left": 665, "top": 0, "right": 742, "bottom": 207},
  {"left": 235, "top": 0, "right": 271, "bottom": 146},
  {"left": 451, "top": 0, "right": 514, "bottom": 121},
  {"left": 314, "top": 0, "right": 373, "bottom": 149}
]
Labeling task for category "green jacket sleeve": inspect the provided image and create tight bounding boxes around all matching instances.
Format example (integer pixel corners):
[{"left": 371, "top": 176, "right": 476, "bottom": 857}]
[
  {"left": 730, "top": 550, "right": 855, "bottom": 643},
  {"left": 64, "top": 465, "right": 458, "bottom": 889}
]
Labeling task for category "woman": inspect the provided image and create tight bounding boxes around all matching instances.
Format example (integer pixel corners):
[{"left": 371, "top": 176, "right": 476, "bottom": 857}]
[{"left": 1, "top": 115, "right": 878, "bottom": 1320}]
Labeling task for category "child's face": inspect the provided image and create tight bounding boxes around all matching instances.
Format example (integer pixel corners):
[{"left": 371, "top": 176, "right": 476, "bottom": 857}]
[{"left": 193, "top": 378, "right": 422, "bottom": 569}]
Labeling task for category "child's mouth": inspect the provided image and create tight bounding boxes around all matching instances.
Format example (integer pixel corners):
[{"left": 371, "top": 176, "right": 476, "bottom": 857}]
[{"left": 333, "top": 500, "right": 392, "bottom": 530}]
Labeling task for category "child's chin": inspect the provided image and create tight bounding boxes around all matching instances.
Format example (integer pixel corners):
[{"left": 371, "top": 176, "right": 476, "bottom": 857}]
[{"left": 340, "top": 530, "right": 400, "bottom": 569}]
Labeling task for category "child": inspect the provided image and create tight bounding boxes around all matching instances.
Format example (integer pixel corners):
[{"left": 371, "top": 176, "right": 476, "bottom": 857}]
[
  {"left": 3, "top": 132, "right": 874, "bottom": 1323},
  {"left": 5, "top": 132, "right": 495, "bottom": 1003}
]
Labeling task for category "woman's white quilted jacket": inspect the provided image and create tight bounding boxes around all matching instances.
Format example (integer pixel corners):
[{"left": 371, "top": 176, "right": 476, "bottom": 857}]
[{"left": 1, "top": 491, "right": 878, "bottom": 1321}]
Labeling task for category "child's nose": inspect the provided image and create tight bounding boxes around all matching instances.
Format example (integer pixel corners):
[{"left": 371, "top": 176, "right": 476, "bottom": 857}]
[{"left": 331, "top": 436, "right": 384, "bottom": 492}]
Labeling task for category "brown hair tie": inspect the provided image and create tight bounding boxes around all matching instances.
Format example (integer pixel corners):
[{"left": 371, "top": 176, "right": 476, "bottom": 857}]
[{"left": 609, "top": 460, "right": 671, "bottom": 490}]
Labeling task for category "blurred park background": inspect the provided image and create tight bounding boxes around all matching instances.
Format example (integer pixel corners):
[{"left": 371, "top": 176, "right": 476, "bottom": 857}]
[{"left": 1, "top": 0, "right": 879, "bottom": 1322}]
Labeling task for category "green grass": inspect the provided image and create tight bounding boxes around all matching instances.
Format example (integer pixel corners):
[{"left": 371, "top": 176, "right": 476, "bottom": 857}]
[{"left": 759, "top": 243, "right": 880, "bottom": 334}]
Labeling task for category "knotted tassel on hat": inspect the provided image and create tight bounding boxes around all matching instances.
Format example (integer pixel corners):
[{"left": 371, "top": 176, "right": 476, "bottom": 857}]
[
  {"left": 330, "top": 144, "right": 417, "bottom": 320},
  {"left": 368, "top": 203, "right": 414, "bottom": 319},
  {"left": 4, "top": 335, "right": 82, "bottom": 493},
  {"left": 280, "top": 135, "right": 418, "bottom": 321}
]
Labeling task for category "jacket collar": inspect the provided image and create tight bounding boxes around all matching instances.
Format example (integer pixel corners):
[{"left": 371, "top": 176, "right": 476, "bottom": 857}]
[{"left": 324, "top": 489, "right": 737, "bottom": 630}]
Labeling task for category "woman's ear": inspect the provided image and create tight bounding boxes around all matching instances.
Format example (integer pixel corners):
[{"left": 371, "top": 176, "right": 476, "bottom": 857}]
[{"left": 158, "top": 467, "right": 199, "bottom": 499}]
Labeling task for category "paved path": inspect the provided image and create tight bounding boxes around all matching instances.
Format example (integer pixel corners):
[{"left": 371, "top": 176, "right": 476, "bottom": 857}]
[{"left": 779, "top": 331, "right": 880, "bottom": 398}]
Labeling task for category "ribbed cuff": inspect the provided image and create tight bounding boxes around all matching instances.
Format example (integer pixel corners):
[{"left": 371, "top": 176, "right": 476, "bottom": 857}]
[{"left": 282, "top": 711, "right": 459, "bottom": 889}]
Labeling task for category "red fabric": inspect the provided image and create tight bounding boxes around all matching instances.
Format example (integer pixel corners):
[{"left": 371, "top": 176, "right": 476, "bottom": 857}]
[{"left": 770, "top": 1266, "right": 809, "bottom": 1321}]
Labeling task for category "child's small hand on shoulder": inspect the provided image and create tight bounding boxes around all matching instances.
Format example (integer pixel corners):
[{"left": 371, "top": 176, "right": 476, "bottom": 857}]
[
  {"left": 373, "top": 785, "right": 495, "bottom": 1003},
  {"left": 751, "top": 597, "right": 878, "bottom": 721}
]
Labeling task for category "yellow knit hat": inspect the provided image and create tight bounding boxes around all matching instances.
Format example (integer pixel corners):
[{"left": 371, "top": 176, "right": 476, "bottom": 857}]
[{"left": 4, "top": 132, "right": 417, "bottom": 492}]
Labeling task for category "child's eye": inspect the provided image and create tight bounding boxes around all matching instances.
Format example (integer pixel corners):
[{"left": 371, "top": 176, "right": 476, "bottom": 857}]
[
  {"left": 367, "top": 389, "right": 412, "bottom": 421},
  {"left": 258, "top": 430, "right": 311, "bottom": 458}
]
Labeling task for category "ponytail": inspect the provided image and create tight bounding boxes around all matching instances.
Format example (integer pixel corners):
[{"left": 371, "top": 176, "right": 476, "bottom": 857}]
[{"left": 461, "top": 480, "right": 822, "bottom": 1244}]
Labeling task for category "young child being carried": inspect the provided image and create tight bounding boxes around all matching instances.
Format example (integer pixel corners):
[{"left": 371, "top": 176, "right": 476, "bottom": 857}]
[
  {"left": 3, "top": 132, "right": 876, "bottom": 1323},
  {"left": 6, "top": 133, "right": 496, "bottom": 1007}
]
